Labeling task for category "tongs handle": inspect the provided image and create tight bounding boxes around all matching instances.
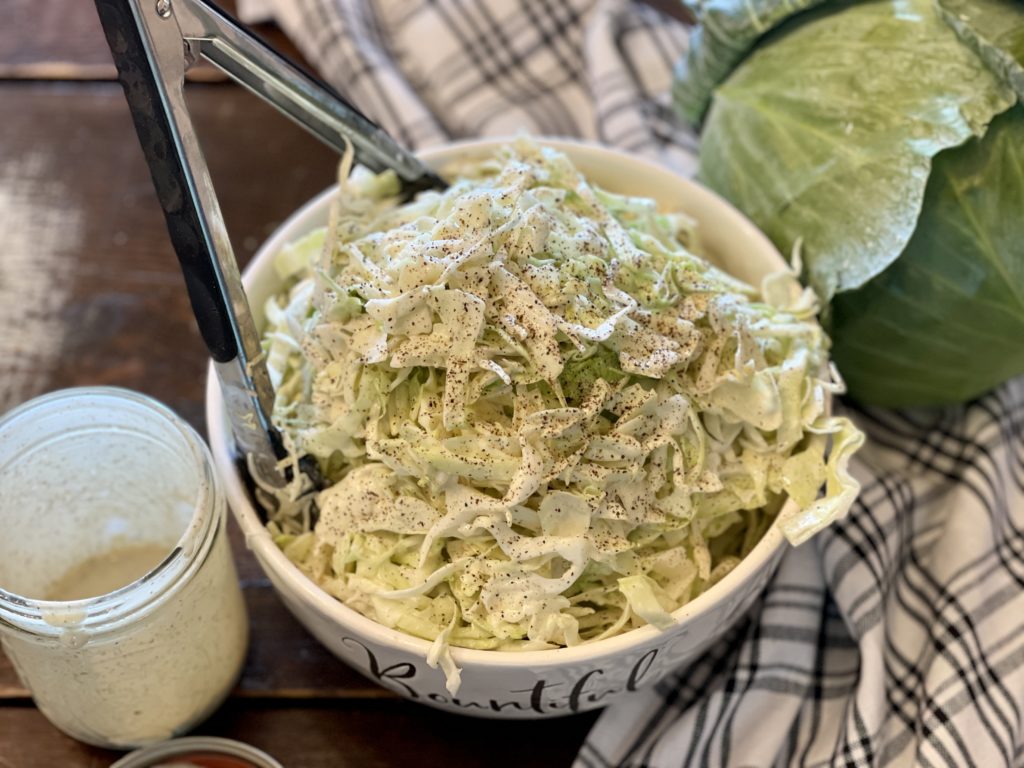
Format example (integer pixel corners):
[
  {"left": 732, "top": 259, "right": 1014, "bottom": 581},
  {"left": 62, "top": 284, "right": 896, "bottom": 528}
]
[
  {"left": 96, "top": 0, "right": 236, "bottom": 363},
  {"left": 95, "top": 0, "right": 284, "bottom": 482},
  {"left": 95, "top": 0, "right": 446, "bottom": 488}
]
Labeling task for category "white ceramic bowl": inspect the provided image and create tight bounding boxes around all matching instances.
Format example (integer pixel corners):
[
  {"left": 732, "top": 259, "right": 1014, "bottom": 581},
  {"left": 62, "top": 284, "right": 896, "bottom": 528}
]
[{"left": 206, "top": 138, "right": 791, "bottom": 719}]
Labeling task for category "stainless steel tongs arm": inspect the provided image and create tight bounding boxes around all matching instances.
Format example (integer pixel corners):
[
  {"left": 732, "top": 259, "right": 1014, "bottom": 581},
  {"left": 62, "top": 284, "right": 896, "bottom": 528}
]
[
  {"left": 93, "top": 0, "right": 444, "bottom": 490},
  {"left": 171, "top": 0, "right": 445, "bottom": 191},
  {"left": 96, "top": 0, "right": 284, "bottom": 484}
]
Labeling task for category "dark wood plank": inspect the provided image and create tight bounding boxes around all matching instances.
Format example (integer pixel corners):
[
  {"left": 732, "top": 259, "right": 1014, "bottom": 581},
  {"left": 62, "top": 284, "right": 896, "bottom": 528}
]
[
  {"left": 0, "top": 0, "right": 121, "bottom": 80},
  {"left": 0, "top": 80, "right": 338, "bottom": 418},
  {"left": 0, "top": 702, "right": 599, "bottom": 767},
  {"left": 0, "top": 81, "right": 372, "bottom": 699},
  {"left": 231, "top": 554, "right": 397, "bottom": 700},
  {"left": 0, "top": 0, "right": 310, "bottom": 81}
]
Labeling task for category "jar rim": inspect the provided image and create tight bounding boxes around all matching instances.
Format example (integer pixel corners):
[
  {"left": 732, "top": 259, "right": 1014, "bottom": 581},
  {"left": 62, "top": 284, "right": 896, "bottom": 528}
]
[
  {"left": 0, "top": 387, "right": 223, "bottom": 638},
  {"left": 111, "top": 736, "right": 283, "bottom": 768}
]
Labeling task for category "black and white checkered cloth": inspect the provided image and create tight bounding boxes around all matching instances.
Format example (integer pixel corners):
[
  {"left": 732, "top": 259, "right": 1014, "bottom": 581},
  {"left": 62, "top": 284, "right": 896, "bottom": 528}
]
[
  {"left": 238, "top": 0, "right": 697, "bottom": 172},
  {"left": 238, "top": 2, "right": 1024, "bottom": 764},
  {"left": 579, "top": 381, "right": 1024, "bottom": 767}
]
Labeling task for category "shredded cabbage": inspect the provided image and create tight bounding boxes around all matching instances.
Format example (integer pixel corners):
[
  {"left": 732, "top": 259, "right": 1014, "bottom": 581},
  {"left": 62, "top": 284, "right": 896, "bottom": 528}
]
[{"left": 260, "top": 138, "right": 863, "bottom": 694}]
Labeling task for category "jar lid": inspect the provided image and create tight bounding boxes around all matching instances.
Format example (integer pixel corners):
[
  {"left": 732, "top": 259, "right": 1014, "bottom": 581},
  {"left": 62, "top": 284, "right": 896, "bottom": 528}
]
[{"left": 110, "top": 737, "right": 283, "bottom": 768}]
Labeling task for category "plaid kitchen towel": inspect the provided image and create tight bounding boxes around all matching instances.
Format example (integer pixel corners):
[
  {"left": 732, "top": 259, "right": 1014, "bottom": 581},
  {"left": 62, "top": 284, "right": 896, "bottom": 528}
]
[
  {"left": 237, "top": 1, "right": 1024, "bottom": 764},
  {"left": 236, "top": 0, "right": 697, "bottom": 174},
  {"left": 578, "top": 378, "right": 1024, "bottom": 768}
]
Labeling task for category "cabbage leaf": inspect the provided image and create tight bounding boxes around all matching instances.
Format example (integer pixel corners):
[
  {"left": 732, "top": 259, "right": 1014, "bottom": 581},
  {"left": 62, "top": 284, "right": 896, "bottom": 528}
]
[
  {"left": 697, "top": 0, "right": 1015, "bottom": 303},
  {"left": 830, "top": 105, "right": 1024, "bottom": 405},
  {"left": 938, "top": 0, "right": 1024, "bottom": 99},
  {"left": 673, "top": 0, "right": 827, "bottom": 127}
]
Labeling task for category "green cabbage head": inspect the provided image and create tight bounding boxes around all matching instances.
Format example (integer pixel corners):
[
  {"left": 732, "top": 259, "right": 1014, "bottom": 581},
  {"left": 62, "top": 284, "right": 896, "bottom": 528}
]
[{"left": 675, "top": 0, "right": 1024, "bottom": 406}]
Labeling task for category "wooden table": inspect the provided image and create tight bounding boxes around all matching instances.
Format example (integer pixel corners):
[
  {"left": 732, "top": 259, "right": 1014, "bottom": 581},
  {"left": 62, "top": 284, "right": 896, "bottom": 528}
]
[{"left": 0, "top": 3, "right": 611, "bottom": 764}]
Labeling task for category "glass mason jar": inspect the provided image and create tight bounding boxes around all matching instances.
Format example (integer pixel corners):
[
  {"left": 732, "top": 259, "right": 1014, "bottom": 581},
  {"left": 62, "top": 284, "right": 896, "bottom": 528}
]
[{"left": 0, "top": 388, "right": 249, "bottom": 748}]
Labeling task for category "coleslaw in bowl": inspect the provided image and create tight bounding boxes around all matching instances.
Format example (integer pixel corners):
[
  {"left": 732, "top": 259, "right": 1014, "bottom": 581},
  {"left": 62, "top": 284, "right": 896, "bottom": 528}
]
[{"left": 207, "top": 137, "right": 862, "bottom": 717}]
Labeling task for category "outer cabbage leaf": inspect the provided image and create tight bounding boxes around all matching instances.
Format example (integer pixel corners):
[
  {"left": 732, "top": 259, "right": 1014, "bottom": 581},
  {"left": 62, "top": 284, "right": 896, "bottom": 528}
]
[
  {"left": 830, "top": 105, "right": 1024, "bottom": 406},
  {"left": 673, "top": 0, "right": 828, "bottom": 127},
  {"left": 697, "top": 0, "right": 1015, "bottom": 303},
  {"left": 938, "top": 0, "right": 1024, "bottom": 99}
]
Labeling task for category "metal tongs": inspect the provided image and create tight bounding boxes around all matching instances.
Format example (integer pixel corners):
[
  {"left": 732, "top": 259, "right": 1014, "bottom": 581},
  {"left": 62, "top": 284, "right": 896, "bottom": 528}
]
[{"left": 94, "top": 0, "right": 446, "bottom": 487}]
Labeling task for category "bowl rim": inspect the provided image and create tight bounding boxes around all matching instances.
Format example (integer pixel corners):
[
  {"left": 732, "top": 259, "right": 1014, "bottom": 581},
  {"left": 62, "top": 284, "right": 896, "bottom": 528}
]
[{"left": 207, "top": 136, "right": 791, "bottom": 669}]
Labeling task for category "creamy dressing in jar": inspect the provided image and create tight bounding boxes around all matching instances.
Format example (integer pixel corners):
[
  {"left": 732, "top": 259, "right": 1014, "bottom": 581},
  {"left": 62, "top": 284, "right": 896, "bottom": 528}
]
[
  {"left": 43, "top": 542, "right": 173, "bottom": 601},
  {"left": 0, "top": 388, "right": 250, "bottom": 748}
]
